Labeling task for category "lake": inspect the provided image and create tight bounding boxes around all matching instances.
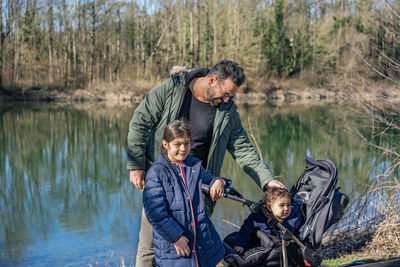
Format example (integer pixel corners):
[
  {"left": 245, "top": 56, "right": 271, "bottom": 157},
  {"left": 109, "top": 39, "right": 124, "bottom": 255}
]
[{"left": 0, "top": 101, "right": 383, "bottom": 266}]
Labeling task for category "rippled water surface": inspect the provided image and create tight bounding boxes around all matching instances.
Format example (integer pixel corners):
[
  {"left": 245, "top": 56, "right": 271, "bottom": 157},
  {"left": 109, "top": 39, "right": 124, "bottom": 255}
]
[{"left": 0, "top": 102, "right": 384, "bottom": 266}]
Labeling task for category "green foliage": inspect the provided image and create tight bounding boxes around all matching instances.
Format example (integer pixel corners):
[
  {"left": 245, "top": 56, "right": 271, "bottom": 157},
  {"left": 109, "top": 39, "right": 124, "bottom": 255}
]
[
  {"left": 333, "top": 16, "right": 349, "bottom": 30},
  {"left": 263, "top": 0, "right": 294, "bottom": 77}
]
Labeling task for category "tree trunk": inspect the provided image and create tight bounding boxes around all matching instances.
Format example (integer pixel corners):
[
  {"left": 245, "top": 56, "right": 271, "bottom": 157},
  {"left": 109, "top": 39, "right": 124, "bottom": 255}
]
[
  {"left": 190, "top": 8, "right": 194, "bottom": 68},
  {"left": 234, "top": 1, "right": 239, "bottom": 61},
  {"left": 103, "top": 43, "right": 107, "bottom": 81},
  {"left": 140, "top": 11, "right": 145, "bottom": 71},
  {"left": 82, "top": 0, "right": 89, "bottom": 84},
  {"left": 102, "top": 5, "right": 109, "bottom": 81},
  {"left": 0, "top": 0, "right": 3, "bottom": 87},
  {"left": 177, "top": 9, "right": 184, "bottom": 64},
  {"left": 90, "top": 0, "right": 96, "bottom": 84},
  {"left": 62, "top": 0, "right": 69, "bottom": 86},
  {"left": 72, "top": 0, "right": 77, "bottom": 84},
  {"left": 205, "top": 0, "right": 210, "bottom": 63},
  {"left": 196, "top": 0, "right": 200, "bottom": 65},
  {"left": 213, "top": 0, "right": 217, "bottom": 56},
  {"left": 115, "top": 5, "right": 121, "bottom": 82},
  {"left": 13, "top": 2, "right": 20, "bottom": 85},
  {"left": 165, "top": 13, "right": 171, "bottom": 73},
  {"left": 47, "top": 1, "right": 54, "bottom": 84}
]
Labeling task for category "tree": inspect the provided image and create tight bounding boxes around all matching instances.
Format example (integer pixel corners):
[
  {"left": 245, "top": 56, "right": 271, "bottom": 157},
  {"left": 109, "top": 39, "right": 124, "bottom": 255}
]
[
  {"left": 0, "top": 0, "right": 3, "bottom": 87},
  {"left": 263, "top": 0, "right": 292, "bottom": 77}
]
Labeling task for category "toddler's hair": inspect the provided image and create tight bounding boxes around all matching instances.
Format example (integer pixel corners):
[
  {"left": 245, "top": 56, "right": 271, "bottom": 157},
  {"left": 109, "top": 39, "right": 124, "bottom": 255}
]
[
  {"left": 263, "top": 187, "right": 291, "bottom": 204},
  {"left": 161, "top": 119, "right": 191, "bottom": 152}
]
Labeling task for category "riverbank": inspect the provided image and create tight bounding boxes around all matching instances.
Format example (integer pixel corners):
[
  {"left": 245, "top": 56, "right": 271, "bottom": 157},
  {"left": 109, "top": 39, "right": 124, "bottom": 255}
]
[{"left": 1, "top": 81, "right": 399, "bottom": 104}]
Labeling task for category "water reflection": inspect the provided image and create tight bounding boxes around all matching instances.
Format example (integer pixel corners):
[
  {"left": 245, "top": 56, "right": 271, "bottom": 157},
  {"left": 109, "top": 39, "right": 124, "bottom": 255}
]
[
  {"left": 0, "top": 102, "right": 384, "bottom": 265},
  {"left": 0, "top": 103, "right": 141, "bottom": 266}
]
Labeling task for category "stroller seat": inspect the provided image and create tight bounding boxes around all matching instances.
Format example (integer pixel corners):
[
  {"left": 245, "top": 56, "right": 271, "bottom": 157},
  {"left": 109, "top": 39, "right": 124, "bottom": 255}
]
[{"left": 223, "top": 221, "right": 306, "bottom": 267}]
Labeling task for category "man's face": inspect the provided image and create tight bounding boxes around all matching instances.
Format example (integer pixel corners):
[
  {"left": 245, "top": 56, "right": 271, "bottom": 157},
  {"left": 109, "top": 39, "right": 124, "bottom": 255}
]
[
  {"left": 206, "top": 76, "right": 239, "bottom": 107},
  {"left": 266, "top": 197, "right": 291, "bottom": 222}
]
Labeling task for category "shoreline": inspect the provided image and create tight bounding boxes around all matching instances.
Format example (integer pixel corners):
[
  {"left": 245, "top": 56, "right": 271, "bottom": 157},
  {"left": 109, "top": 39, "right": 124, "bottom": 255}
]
[{"left": 1, "top": 87, "right": 400, "bottom": 105}]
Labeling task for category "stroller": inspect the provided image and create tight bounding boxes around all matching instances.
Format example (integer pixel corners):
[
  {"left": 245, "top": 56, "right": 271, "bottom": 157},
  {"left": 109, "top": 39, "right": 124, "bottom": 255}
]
[{"left": 203, "top": 156, "right": 350, "bottom": 267}]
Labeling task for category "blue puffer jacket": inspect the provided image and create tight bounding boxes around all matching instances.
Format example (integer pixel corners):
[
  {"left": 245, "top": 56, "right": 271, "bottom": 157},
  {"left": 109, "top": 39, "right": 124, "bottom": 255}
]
[
  {"left": 143, "top": 153, "right": 231, "bottom": 267},
  {"left": 233, "top": 202, "right": 304, "bottom": 248}
]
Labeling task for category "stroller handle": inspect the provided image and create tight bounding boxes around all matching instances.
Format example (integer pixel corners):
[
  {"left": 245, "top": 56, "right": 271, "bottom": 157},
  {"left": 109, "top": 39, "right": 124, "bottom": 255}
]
[{"left": 201, "top": 184, "right": 253, "bottom": 206}]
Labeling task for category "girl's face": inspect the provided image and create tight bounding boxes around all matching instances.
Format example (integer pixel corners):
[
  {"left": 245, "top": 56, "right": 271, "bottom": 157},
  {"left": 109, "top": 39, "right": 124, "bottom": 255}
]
[
  {"left": 162, "top": 136, "right": 191, "bottom": 163},
  {"left": 266, "top": 197, "right": 291, "bottom": 222}
]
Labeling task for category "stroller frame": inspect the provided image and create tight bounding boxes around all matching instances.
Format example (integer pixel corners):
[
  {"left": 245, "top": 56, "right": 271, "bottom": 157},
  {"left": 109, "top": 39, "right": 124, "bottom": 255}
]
[{"left": 202, "top": 184, "right": 322, "bottom": 267}]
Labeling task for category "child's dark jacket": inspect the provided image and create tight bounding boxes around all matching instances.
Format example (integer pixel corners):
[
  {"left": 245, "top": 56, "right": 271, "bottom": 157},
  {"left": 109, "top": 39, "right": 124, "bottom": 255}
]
[
  {"left": 143, "top": 153, "right": 231, "bottom": 267},
  {"left": 233, "top": 202, "right": 304, "bottom": 249}
]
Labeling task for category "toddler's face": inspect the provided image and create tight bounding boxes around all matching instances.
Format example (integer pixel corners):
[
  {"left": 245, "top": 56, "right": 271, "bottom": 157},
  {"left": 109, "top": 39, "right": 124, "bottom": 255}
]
[{"left": 266, "top": 197, "right": 291, "bottom": 222}]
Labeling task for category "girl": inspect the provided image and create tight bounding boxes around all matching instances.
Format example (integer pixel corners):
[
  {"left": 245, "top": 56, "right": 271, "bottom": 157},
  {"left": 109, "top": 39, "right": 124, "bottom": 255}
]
[{"left": 143, "top": 119, "right": 230, "bottom": 267}]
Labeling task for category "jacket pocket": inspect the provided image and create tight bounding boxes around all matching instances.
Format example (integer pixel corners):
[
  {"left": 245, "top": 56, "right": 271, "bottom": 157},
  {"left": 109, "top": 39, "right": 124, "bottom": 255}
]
[
  {"left": 199, "top": 225, "right": 216, "bottom": 250},
  {"left": 163, "top": 243, "right": 182, "bottom": 260}
]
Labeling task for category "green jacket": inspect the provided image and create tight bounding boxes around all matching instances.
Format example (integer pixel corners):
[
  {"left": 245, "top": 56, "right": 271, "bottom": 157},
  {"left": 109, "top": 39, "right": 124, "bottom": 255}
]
[{"left": 127, "top": 72, "right": 275, "bottom": 191}]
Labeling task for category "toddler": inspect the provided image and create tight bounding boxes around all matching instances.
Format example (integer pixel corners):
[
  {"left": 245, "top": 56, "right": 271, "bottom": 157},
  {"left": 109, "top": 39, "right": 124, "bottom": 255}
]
[{"left": 233, "top": 187, "right": 303, "bottom": 253}]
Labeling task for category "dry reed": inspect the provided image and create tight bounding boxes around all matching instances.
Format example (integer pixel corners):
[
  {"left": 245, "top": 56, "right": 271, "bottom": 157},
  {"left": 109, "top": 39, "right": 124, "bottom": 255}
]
[{"left": 320, "top": 177, "right": 400, "bottom": 260}]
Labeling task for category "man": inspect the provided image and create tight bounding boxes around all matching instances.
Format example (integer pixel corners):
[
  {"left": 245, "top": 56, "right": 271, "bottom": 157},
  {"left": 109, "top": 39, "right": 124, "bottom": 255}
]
[{"left": 127, "top": 60, "right": 285, "bottom": 267}]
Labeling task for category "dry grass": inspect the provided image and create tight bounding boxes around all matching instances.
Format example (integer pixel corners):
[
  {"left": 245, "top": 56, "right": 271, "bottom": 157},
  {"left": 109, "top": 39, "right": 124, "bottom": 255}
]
[
  {"left": 320, "top": 178, "right": 400, "bottom": 260},
  {"left": 363, "top": 211, "right": 400, "bottom": 258}
]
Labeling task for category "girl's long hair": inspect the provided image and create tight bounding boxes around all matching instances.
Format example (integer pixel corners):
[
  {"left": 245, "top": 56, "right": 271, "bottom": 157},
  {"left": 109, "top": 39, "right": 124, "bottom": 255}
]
[{"left": 161, "top": 119, "right": 191, "bottom": 152}]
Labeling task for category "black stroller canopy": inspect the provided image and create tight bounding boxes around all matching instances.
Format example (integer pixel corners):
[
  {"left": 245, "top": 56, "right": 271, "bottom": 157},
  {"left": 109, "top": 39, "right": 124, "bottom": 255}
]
[{"left": 291, "top": 156, "right": 349, "bottom": 249}]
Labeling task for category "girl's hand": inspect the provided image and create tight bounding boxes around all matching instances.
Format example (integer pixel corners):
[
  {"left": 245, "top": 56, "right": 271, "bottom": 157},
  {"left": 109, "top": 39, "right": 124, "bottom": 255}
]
[
  {"left": 174, "top": 236, "right": 190, "bottom": 257},
  {"left": 210, "top": 180, "right": 225, "bottom": 201},
  {"left": 234, "top": 245, "right": 244, "bottom": 254}
]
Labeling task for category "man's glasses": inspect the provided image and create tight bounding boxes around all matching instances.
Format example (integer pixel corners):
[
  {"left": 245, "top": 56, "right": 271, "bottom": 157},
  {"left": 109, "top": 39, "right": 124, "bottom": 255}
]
[
  {"left": 217, "top": 92, "right": 236, "bottom": 101},
  {"left": 215, "top": 82, "right": 236, "bottom": 101}
]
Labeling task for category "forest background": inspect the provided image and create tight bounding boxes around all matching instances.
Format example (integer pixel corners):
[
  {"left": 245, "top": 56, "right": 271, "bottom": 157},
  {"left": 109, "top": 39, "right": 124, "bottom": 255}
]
[{"left": 0, "top": 0, "right": 398, "bottom": 96}]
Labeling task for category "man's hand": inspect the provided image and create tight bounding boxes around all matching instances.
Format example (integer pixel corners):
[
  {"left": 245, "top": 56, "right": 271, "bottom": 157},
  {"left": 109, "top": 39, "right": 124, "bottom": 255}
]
[
  {"left": 174, "top": 236, "right": 190, "bottom": 257},
  {"left": 210, "top": 180, "right": 225, "bottom": 201},
  {"left": 264, "top": 179, "right": 287, "bottom": 190},
  {"left": 130, "top": 170, "right": 145, "bottom": 190}
]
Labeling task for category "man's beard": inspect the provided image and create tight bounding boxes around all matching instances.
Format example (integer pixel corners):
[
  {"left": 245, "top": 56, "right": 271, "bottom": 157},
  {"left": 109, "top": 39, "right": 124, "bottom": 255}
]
[{"left": 206, "top": 86, "right": 221, "bottom": 107}]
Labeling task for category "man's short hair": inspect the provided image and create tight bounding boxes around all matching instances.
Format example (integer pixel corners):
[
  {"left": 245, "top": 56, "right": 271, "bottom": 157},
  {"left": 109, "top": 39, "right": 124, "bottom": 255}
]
[
  {"left": 207, "top": 60, "right": 245, "bottom": 87},
  {"left": 264, "top": 187, "right": 291, "bottom": 204}
]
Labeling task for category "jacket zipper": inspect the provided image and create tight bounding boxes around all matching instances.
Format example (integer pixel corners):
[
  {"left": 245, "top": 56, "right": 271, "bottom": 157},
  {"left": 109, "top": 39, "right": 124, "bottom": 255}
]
[{"left": 178, "top": 163, "right": 200, "bottom": 267}]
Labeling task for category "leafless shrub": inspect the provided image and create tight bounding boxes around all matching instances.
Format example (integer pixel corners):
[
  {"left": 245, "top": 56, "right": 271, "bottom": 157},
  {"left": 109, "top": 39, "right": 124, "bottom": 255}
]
[
  {"left": 322, "top": 10, "right": 400, "bottom": 252},
  {"left": 360, "top": 179, "right": 400, "bottom": 258},
  {"left": 320, "top": 176, "right": 400, "bottom": 259}
]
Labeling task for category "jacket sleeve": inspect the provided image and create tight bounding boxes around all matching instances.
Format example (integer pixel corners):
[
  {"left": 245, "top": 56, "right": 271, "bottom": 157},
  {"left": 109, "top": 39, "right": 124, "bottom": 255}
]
[
  {"left": 199, "top": 165, "right": 232, "bottom": 188},
  {"left": 126, "top": 78, "right": 172, "bottom": 170},
  {"left": 143, "top": 167, "right": 184, "bottom": 243},
  {"left": 226, "top": 109, "right": 276, "bottom": 189}
]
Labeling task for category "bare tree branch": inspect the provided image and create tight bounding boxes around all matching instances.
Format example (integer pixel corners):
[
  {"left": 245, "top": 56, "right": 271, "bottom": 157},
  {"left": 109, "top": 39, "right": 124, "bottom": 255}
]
[{"left": 353, "top": 48, "right": 397, "bottom": 83}]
